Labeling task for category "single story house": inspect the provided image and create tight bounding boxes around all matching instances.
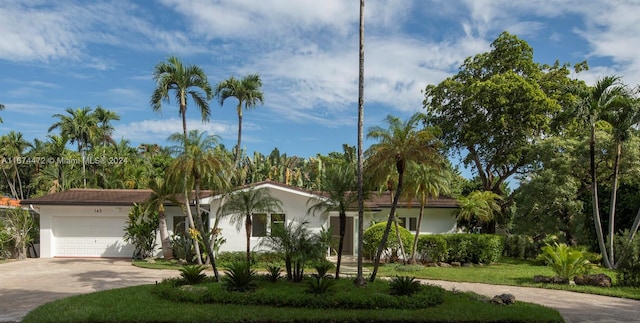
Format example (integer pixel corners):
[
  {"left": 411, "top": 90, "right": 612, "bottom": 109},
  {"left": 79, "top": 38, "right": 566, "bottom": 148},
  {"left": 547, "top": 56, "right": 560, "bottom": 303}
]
[{"left": 23, "top": 181, "right": 459, "bottom": 258}]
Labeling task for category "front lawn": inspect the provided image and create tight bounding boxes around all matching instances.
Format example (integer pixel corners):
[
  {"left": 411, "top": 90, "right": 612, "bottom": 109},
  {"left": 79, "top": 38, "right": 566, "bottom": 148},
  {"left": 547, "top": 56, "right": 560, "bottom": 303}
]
[{"left": 23, "top": 279, "right": 563, "bottom": 322}]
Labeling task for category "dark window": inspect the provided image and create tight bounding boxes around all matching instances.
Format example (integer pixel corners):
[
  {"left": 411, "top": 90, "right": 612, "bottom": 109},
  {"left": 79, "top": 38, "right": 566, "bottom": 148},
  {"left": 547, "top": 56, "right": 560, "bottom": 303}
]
[
  {"left": 271, "top": 214, "right": 285, "bottom": 233},
  {"left": 252, "top": 214, "right": 267, "bottom": 237}
]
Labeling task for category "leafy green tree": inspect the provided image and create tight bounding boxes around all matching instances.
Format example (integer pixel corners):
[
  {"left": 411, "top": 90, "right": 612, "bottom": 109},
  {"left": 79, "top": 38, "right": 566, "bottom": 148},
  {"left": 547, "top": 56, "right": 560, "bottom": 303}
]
[
  {"left": 365, "top": 112, "right": 441, "bottom": 281},
  {"left": 221, "top": 187, "right": 283, "bottom": 263},
  {"left": 308, "top": 162, "right": 358, "bottom": 279},
  {"left": 404, "top": 162, "right": 451, "bottom": 264},
  {"left": 151, "top": 56, "right": 213, "bottom": 264},
  {"left": 455, "top": 191, "right": 502, "bottom": 233},
  {"left": 168, "top": 130, "right": 230, "bottom": 280},
  {"left": 423, "top": 32, "right": 574, "bottom": 232},
  {"left": 0, "top": 131, "right": 32, "bottom": 199},
  {"left": 123, "top": 203, "right": 158, "bottom": 259},
  {"left": 2, "top": 208, "right": 34, "bottom": 260},
  {"left": 214, "top": 74, "right": 264, "bottom": 165},
  {"left": 48, "top": 107, "right": 100, "bottom": 188}
]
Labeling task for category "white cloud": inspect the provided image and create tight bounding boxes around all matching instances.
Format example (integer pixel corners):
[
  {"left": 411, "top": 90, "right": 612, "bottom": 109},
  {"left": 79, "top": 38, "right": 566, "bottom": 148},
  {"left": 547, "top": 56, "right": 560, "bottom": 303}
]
[{"left": 114, "top": 118, "right": 236, "bottom": 145}]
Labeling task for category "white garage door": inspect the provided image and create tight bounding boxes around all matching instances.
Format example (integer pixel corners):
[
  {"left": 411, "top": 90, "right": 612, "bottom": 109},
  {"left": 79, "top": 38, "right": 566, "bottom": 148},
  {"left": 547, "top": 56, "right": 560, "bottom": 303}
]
[{"left": 53, "top": 216, "right": 135, "bottom": 258}]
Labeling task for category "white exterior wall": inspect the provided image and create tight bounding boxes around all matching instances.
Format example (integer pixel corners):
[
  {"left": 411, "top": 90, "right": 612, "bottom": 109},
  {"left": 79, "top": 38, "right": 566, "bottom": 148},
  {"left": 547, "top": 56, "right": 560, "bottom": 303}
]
[
  {"left": 207, "top": 184, "right": 330, "bottom": 253},
  {"left": 369, "top": 207, "right": 457, "bottom": 234}
]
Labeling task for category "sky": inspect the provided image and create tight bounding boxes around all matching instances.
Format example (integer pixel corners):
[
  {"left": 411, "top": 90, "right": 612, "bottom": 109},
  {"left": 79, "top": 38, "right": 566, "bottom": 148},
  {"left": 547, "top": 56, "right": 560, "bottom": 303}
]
[{"left": 1, "top": 1, "right": 639, "bottom": 174}]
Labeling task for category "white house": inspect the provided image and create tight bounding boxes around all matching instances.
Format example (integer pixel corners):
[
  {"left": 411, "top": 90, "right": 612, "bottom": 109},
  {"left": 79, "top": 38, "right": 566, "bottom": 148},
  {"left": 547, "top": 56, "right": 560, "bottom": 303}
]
[{"left": 23, "top": 182, "right": 458, "bottom": 258}]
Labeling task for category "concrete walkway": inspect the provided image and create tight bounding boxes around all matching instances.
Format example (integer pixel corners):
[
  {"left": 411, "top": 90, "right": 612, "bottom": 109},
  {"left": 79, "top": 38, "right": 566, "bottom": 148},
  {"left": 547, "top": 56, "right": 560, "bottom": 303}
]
[{"left": 1, "top": 259, "right": 639, "bottom": 322}]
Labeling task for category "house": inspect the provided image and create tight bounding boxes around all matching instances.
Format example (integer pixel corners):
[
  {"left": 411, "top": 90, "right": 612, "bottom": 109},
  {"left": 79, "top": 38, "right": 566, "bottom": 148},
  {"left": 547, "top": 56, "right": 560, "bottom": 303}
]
[{"left": 23, "top": 182, "right": 458, "bottom": 258}]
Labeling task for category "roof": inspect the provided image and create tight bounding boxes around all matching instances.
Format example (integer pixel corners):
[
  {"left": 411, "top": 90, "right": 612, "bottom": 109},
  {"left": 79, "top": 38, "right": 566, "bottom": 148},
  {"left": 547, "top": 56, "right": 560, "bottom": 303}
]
[{"left": 21, "top": 189, "right": 214, "bottom": 206}]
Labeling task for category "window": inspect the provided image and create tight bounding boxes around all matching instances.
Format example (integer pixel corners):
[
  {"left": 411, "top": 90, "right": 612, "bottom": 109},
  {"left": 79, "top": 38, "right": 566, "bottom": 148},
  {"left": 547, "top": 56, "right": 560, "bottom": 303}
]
[
  {"left": 252, "top": 214, "right": 267, "bottom": 237},
  {"left": 409, "top": 218, "right": 418, "bottom": 231},
  {"left": 271, "top": 213, "right": 285, "bottom": 233},
  {"left": 173, "top": 216, "right": 187, "bottom": 235}
]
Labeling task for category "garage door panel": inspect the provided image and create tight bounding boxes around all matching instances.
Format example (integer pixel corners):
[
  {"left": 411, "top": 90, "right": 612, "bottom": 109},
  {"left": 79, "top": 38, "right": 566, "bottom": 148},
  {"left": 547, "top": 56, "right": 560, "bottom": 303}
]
[{"left": 53, "top": 216, "right": 135, "bottom": 257}]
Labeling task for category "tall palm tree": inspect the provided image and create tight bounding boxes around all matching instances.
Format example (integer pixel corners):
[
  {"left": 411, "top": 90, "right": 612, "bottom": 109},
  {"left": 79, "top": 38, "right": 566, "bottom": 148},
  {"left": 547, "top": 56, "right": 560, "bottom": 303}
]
[
  {"left": 0, "top": 103, "right": 4, "bottom": 123},
  {"left": 93, "top": 106, "right": 120, "bottom": 146},
  {"left": 221, "top": 187, "right": 283, "bottom": 263},
  {"left": 214, "top": 74, "right": 264, "bottom": 165},
  {"left": 145, "top": 176, "right": 181, "bottom": 260},
  {"left": 151, "top": 56, "right": 213, "bottom": 265},
  {"left": 308, "top": 162, "right": 358, "bottom": 279},
  {"left": 168, "top": 130, "right": 230, "bottom": 280},
  {"left": 0, "top": 131, "right": 32, "bottom": 199},
  {"left": 572, "top": 75, "right": 630, "bottom": 269},
  {"left": 355, "top": 0, "right": 367, "bottom": 287},
  {"left": 455, "top": 190, "right": 502, "bottom": 232},
  {"left": 48, "top": 107, "right": 100, "bottom": 188},
  {"left": 365, "top": 112, "right": 441, "bottom": 281},
  {"left": 404, "top": 162, "right": 451, "bottom": 264}
]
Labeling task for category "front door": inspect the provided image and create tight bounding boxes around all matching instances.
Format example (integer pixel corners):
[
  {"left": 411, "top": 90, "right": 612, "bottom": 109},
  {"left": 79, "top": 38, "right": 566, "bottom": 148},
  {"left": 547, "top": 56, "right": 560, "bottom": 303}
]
[{"left": 329, "top": 216, "right": 354, "bottom": 256}]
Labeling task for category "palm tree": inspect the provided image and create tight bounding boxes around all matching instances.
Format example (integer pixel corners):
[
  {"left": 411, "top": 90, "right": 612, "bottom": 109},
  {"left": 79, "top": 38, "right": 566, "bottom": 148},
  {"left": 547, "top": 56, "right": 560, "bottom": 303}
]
[
  {"left": 93, "top": 106, "right": 120, "bottom": 146},
  {"left": 308, "top": 162, "right": 358, "bottom": 279},
  {"left": 145, "top": 177, "right": 181, "bottom": 260},
  {"left": 48, "top": 107, "right": 100, "bottom": 188},
  {"left": 0, "top": 103, "right": 4, "bottom": 123},
  {"left": 455, "top": 190, "right": 502, "bottom": 232},
  {"left": 355, "top": 0, "right": 367, "bottom": 287},
  {"left": 0, "top": 131, "right": 33, "bottom": 199},
  {"left": 214, "top": 74, "right": 264, "bottom": 165},
  {"left": 221, "top": 187, "right": 283, "bottom": 263},
  {"left": 168, "top": 130, "right": 231, "bottom": 280},
  {"left": 404, "top": 162, "right": 451, "bottom": 264},
  {"left": 151, "top": 56, "right": 213, "bottom": 265},
  {"left": 365, "top": 112, "right": 441, "bottom": 281}
]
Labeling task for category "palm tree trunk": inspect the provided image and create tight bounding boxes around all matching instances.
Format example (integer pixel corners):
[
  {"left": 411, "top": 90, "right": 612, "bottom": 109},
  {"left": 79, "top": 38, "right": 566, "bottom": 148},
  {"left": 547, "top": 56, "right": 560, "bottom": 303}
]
[
  {"left": 183, "top": 191, "right": 203, "bottom": 265},
  {"left": 194, "top": 178, "right": 220, "bottom": 281},
  {"left": 608, "top": 142, "right": 622, "bottom": 266},
  {"left": 590, "top": 125, "right": 612, "bottom": 268},
  {"left": 158, "top": 208, "right": 173, "bottom": 260},
  {"left": 355, "top": 0, "right": 366, "bottom": 287},
  {"left": 235, "top": 103, "right": 243, "bottom": 166},
  {"left": 245, "top": 214, "right": 252, "bottom": 263},
  {"left": 370, "top": 166, "right": 405, "bottom": 282},
  {"left": 393, "top": 216, "right": 407, "bottom": 264},
  {"left": 336, "top": 211, "right": 346, "bottom": 279},
  {"left": 409, "top": 197, "right": 426, "bottom": 264}
]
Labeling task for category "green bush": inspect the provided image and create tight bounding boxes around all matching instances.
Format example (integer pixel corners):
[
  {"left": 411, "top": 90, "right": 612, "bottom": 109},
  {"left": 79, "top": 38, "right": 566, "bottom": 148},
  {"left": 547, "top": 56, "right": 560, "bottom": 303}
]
[
  {"left": 123, "top": 204, "right": 158, "bottom": 259},
  {"left": 539, "top": 243, "right": 591, "bottom": 282},
  {"left": 416, "top": 235, "right": 448, "bottom": 263},
  {"left": 362, "top": 221, "right": 413, "bottom": 261},
  {"left": 179, "top": 265, "right": 207, "bottom": 284},
  {"left": 223, "top": 261, "right": 257, "bottom": 292},
  {"left": 389, "top": 276, "right": 422, "bottom": 296},
  {"left": 503, "top": 235, "right": 538, "bottom": 259},
  {"left": 615, "top": 232, "right": 640, "bottom": 287},
  {"left": 265, "top": 264, "right": 282, "bottom": 282},
  {"left": 305, "top": 276, "right": 336, "bottom": 294},
  {"left": 171, "top": 232, "right": 196, "bottom": 263},
  {"left": 312, "top": 260, "right": 335, "bottom": 278},
  {"left": 438, "top": 234, "right": 503, "bottom": 264}
]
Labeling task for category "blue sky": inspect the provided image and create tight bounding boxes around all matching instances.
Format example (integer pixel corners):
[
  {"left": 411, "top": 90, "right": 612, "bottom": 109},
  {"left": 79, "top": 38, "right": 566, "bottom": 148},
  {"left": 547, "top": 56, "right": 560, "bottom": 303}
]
[{"left": 1, "top": 1, "right": 639, "bottom": 172}]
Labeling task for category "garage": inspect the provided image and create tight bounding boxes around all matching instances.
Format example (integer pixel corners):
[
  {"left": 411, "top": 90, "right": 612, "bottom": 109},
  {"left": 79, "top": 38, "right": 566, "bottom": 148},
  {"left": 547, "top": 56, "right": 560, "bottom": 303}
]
[{"left": 53, "top": 216, "right": 134, "bottom": 258}]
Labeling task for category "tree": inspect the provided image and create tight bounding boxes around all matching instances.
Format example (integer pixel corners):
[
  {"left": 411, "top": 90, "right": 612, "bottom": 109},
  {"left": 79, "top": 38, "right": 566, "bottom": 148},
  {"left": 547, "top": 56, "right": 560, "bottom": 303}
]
[
  {"left": 145, "top": 176, "right": 181, "bottom": 260},
  {"left": 355, "top": 0, "right": 367, "bottom": 287},
  {"left": 0, "top": 131, "right": 32, "bottom": 199},
  {"left": 365, "top": 112, "right": 441, "bottom": 281},
  {"left": 93, "top": 105, "right": 120, "bottom": 146},
  {"left": 0, "top": 103, "right": 4, "bottom": 123},
  {"left": 151, "top": 56, "right": 213, "bottom": 265},
  {"left": 308, "top": 162, "right": 357, "bottom": 279},
  {"left": 214, "top": 74, "right": 264, "bottom": 165},
  {"left": 404, "top": 162, "right": 451, "bottom": 264},
  {"left": 455, "top": 191, "right": 503, "bottom": 233},
  {"left": 424, "top": 32, "right": 572, "bottom": 232},
  {"left": 168, "top": 130, "right": 230, "bottom": 280},
  {"left": 221, "top": 187, "right": 283, "bottom": 263},
  {"left": 48, "top": 107, "right": 100, "bottom": 188}
]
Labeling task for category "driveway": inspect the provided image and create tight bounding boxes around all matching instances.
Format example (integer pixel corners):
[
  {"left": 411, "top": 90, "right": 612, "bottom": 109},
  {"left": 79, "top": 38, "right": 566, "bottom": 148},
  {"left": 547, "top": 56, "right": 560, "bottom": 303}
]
[{"left": 1, "top": 259, "right": 639, "bottom": 323}]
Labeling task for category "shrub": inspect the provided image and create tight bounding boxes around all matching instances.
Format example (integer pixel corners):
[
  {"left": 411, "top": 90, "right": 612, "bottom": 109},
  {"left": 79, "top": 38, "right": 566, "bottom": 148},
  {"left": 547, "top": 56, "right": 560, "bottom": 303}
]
[
  {"left": 539, "top": 243, "right": 591, "bottom": 282},
  {"left": 417, "top": 235, "right": 448, "bottom": 263},
  {"left": 475, "top": 234, "right": 504, "bottom": 264},
  {"left": 362, "top": 221, "right": 413, "bottom": 261},
  {"left": 223, "top": 261, "right": 257, "bottom": 292},
  {"left": 265, "top": 264, "right": 282, "bottom": 282},
  {"left": 171, "top": 232, "right": 196, "bottom": 263},
  {"left": 503, "top": 235, "right": 535, "bottom": 259},
  {"left": 312, "top": 260, "right": 335, "bottom": 278},
  {"left": 389, "top": 276, "right": 422, "bottom": 296},
  {"left": 123, "top": 204, "right": 158, "bottom": 259},
  {"left": 615, "top": 232, "right": 640, "bottom": 287},
  {"left": 305, "top": 276, "right": 336, "bottom": 294},
  {"left": 179, "top": 264, "right": 207, "bottom": 284},
  {"left": 437, "top": 234, "right": 504, "bottom": 264}
]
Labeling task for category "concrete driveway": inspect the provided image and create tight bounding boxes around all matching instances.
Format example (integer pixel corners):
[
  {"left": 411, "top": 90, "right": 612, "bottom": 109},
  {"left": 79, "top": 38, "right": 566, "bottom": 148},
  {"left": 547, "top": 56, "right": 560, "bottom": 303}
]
[{"left": 1, "top": 259, "right": 640, "bottom": 322}]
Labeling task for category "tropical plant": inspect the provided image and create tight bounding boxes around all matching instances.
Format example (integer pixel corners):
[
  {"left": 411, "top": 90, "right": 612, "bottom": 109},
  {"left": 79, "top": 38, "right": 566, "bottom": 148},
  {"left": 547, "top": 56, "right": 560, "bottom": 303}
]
[
  {"left": 312, "top": 260, "right": 335, "bottom": 278},
  {"left": 539, "top": 243, "right": 591, "bottom": 282},
  {"left": 354, "top": 0, "right": 367, "bottom": 287},
  {"left": 223, "top": 261, "right": 257, "bottom": 292},
  {"left": 0, "top": 131, "right": 33, "bottom": 199},
  {"left": 123, "top": 203, "right": 158, "bottom": 259},
  {"left": 307, "top": 162, "right": 357, "bottom": 279},
  {"left": 362, "top": 221, "right": 413, "bottom": 262},
  {"left": 0, "top": 102, "right": 4, "bottom": 123},
  {"left": 265, "top": 264, "right": 282, "bottom": 282},
  {"left": 305, "top": 275, "right": 335, "bottom": 295},
  {"left": 179, "top": 264, "right": 207, "bottom": 284},
  {"left": 365, "top": 112, "right": 441, "bottom": 281},
  {"left": 389, "top": 276, "right": 422, "bottom": 296},
  {"left": 93, "top": 105, "right": 120, "bottom": 147},
  {"left": 151, "top": 56, "right": 213, "bottom": 266},
  {"left": 259, "top": 221, "right": 330, "bottom": 282},
  {"left": 2, "top": 208, "right": 34, "bottom": 260},
  {"left": 145, "top": 177, "right": 181, "bottom": 259},
  {"left": 615, "top": 231, "right": 640, "bottom": 287},
  {"left": 171, "top": 232, "right": 196, "bottom": 263},
  {"left": 404, "top": 162, "right": 451, "bottom": 264},
  {"left": 214, "top": 74, "right": 264, "bottom": 165},
  {"left": 221, "top": 187, "right": 283, "bottom": 263},
  {"left": 455, "top": 190, "right": 503, "bottom": 233}
]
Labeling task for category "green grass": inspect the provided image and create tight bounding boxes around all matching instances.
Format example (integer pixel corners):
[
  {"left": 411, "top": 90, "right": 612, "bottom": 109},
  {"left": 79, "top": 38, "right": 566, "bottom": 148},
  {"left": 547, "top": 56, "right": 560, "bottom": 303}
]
[{"left": 23, "top": 282, "right": 563, "bottom": 323}]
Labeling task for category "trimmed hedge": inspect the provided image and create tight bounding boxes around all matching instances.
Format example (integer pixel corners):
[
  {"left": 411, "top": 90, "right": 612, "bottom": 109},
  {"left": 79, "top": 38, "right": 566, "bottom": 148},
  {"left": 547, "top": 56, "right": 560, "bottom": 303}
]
[
  {"left": 416, "top": 234, "right": 504, "bottom": 264},
  {"left": 363, "top": 221, "right": 413, "bottom": 261},
  {"left": 502, "top": 234, "right": 539, "bottom": 259}
]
